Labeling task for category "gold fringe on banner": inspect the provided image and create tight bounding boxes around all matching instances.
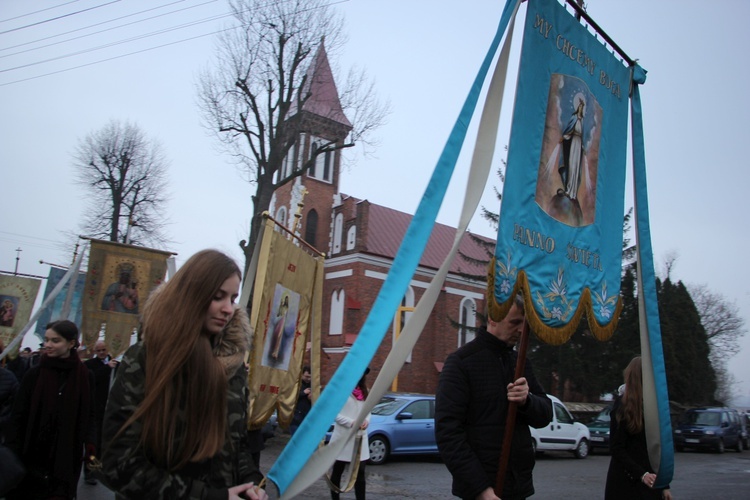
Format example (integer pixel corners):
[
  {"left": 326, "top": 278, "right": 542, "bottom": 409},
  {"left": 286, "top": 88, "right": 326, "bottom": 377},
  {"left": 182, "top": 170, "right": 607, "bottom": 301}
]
[{"left": 486, "top": 257, "right": 622, "bottom": 345}]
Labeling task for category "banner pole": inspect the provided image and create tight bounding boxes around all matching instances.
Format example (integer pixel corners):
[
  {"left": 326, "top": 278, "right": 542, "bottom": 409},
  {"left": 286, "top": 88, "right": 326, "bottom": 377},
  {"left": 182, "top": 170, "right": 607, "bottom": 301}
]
[{"left": 495, "top": 316, "right": 530, "bottom": 496}]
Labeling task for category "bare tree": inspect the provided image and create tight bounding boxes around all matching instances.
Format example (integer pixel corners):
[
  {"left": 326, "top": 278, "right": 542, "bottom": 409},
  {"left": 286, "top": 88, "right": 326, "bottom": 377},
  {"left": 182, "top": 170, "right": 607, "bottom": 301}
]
[
  {"left": 690, "top": 283, "right": 747, "bottom": 363},
  {"left": 74, "top": 120, "right": 170, "bottom": 247},
  {"left": 197, "top": 0, "right": 389, "bottom": 272}
]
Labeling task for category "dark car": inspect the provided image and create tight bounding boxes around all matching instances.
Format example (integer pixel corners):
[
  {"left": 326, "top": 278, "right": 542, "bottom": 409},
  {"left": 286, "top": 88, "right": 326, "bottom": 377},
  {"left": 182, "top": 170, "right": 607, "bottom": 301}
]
[
  {"left": 674, "top": 407, "right": 744, "bottom": 453},
  {"left": 586, "top": 405, "right": 612, "bottom": 453}
]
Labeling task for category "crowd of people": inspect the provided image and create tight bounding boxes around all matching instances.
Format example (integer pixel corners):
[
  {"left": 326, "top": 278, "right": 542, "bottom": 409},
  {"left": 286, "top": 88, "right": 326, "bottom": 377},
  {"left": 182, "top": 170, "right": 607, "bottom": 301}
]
[{"left": 0, "top": 250, "right": 674, "bottom": 500}]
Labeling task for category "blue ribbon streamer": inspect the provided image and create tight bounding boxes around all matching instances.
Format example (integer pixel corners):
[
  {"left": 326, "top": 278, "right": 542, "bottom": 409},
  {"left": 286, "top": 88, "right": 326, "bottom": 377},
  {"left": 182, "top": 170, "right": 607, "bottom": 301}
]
[
  {"left": 631, "top": 64, "right": 674, "bottom": 488},
  {"left": 266, "top": 0, "right": 521, "bottom": 494}
]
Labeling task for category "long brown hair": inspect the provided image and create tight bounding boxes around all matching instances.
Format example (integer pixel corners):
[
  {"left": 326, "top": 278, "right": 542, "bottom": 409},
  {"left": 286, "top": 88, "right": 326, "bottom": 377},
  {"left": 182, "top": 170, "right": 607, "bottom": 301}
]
[
  {"left": 119, "top": 249, "right": 241, "bottom": 470},
  {"left": 617, "top": 356, "right": 644, "bottom": 434}
]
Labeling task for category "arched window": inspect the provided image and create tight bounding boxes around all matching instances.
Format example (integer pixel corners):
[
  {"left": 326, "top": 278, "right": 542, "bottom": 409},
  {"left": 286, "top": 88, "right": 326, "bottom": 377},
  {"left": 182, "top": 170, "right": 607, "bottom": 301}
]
[
  {"left": 305, "top": 209, "right": 318, "bottom": 247},
  {"left": 275, "top": 206, "right": 288, "bottom": 231},
  {"left": 307, "top": 135, "right": 333, "bottom": 183},
  {"left": 346, "top": 225, "right": 356, "bottom": 251},
  {"left": 394, "top": 286, "right": 415, "bottom": 363},
  {"left": 458, "top": 297, "right": 477, "bottom": 347},
  {"left": 333, "top": 213, "right": 343, "bottom": 254},
  {"left": 330, "top": 289, "right": 345, "bottom": 335}
]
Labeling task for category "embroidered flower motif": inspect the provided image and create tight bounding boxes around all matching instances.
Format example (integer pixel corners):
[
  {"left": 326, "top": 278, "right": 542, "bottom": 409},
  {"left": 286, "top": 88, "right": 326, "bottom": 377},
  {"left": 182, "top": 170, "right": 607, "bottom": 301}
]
[
  {"left": 500, "top": 279, "right": 511, "bottom": 294},
  {"left": 551, "top": 306, "right": 563, "bottom": 319},
  {"left": 592, "top": 282, "right": 618, "bottom": 321}
]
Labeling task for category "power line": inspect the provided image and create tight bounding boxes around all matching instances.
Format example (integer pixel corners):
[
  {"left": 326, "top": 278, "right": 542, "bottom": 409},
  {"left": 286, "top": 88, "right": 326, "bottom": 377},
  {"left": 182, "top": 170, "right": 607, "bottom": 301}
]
[
  {"left": 0, "top": 0, "right": 350, "bottom": 87},
  {"left": 0, "top": 0, "right": 211, "bottom": 56},
  {"left": 0, "top": 9, "right": 231, "bottom": 74},
  {"left": 0, "top": 1, "right": 122, "bottom": 36},
  {"left": 0, "top": 1, "right": 81, "bottom": 25}
]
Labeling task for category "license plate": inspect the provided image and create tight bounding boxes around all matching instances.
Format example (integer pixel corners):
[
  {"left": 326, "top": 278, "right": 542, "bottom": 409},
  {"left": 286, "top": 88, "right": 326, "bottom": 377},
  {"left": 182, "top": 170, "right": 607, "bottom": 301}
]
[
  {"left": 685, "top": 438, "right": 700, "bottom": 444},
  {"left": 591, "top": 437, "right": 604, "bottom": 442}
]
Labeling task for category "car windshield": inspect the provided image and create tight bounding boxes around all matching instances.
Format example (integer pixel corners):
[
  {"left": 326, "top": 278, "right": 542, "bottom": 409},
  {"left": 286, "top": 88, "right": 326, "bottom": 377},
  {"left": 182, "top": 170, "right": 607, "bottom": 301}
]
[
  {"left": 682, "top": 411, "right": 720, "bottom": 426},
  {"left": 372, "top": 397, "right": 407, "bottom": 416}
]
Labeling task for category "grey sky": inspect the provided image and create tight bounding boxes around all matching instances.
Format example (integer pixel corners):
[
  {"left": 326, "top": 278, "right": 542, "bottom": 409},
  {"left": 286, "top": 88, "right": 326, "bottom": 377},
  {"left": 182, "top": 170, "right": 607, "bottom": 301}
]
[{"left": 1, "top": 0, "right": 748, "bottom": 404}]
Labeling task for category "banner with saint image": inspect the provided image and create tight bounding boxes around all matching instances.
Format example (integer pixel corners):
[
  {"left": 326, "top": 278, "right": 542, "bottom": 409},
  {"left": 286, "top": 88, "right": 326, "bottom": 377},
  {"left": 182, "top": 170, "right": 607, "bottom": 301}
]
[
  {"left": 0, "top": 274, "right": 41, "bottom": 357},
  {"left": 247, "top": 218, "right": 323, "bottom": 431},
  {"left": 34, "top": 267, "right": 87, "bottom": 341},
  {"left": 490, "top": 0, "right": 631, "bottom": 343},
  {"left": 81, "top": 239, "right": 170, "bottom": 356}
]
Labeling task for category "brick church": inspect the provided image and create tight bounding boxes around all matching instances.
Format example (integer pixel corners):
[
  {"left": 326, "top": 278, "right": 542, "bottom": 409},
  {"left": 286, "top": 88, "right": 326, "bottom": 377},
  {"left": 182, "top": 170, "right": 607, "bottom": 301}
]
[{"left": 271, "top": 42, "right": 493, "bottom": 395}]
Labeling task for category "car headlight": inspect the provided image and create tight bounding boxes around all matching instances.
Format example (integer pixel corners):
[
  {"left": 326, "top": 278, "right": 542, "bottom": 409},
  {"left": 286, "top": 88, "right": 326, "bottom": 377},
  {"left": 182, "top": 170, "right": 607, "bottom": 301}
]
[
  {"left": 606, "top": 430, "right": 610, "bottom": 435},
  {"left": 675, "top": 430, "right": 681, "bottom": 434},
  {"left": 705, "top": 431, "right": 715, "bottom": 435}
]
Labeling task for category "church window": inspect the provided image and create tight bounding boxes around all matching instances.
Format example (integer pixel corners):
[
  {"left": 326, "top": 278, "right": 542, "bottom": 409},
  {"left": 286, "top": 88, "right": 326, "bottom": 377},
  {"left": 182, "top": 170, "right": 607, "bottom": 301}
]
[
  {"left": 305, "top": 209, "right": 318, "bottom": 247},
  {"left": 458, "top": 298, "right": 477, "bottom": 347},
  {"left": 346, "top": 226, "right": 356, "bottom": 250},
  {"left": 333, "top": 213, "right": 343, "bottom": 254},
  {"left": 330, "top": 289, "right": 344, "bottom": 335}
]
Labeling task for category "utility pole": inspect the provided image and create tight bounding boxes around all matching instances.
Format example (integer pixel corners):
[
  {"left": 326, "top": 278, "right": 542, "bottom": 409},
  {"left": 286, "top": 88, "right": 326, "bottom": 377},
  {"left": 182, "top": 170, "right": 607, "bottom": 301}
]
[{"left": 14, "top": 247, "right": 22, "bottom": 275}]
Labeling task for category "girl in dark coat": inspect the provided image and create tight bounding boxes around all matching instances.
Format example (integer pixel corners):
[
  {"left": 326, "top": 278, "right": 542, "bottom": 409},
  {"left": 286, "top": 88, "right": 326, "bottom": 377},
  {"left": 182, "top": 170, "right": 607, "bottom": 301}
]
[
  {"left": 605, "top": 356, "right": 672, "bottom": 500},
  {"left": 6, "top": 320, "right": 95, "bottom": 499}
]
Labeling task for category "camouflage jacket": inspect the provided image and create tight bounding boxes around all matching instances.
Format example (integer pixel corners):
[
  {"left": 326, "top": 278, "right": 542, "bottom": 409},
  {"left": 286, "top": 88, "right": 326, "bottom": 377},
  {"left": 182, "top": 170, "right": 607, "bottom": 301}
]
[{"left": 101, "top": 308, "right": 262, "bottom": 499}]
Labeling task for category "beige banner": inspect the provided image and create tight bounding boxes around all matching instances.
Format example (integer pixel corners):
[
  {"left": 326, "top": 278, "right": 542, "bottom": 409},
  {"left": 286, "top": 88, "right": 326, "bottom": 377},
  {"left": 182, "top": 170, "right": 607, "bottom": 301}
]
[
  {"left": 0, "top": 275, "right": 41, "bottom": 357},
  {"left": 247, "top": 218, "right": 323, "bottom": 430},
  {"left": 81, "top": 239, "right": 170, "bottom": 357}
]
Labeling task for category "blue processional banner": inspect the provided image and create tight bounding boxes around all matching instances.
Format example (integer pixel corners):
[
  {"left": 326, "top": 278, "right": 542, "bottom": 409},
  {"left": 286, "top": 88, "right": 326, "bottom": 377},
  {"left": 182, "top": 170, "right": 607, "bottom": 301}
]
[
  {"left": 490, "top": 0, "right": 631, "bottom": 343},
  {"left": 34, "top": 267, "right": 87, "bottom": 341}
]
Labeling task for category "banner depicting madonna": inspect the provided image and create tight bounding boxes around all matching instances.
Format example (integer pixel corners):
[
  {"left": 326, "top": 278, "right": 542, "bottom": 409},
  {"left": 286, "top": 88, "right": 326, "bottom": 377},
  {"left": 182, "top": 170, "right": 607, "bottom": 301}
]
[
  {"left": 490, "top": 0, "right": 631, "bottom": 343},
  {"left": 0, "top": 274, "right": 41, "bottom": 357},
  {"left": 34, "top": 267, "right": 87, "bottom": 341},
  {"left": 81, "top": 239, "right": 170, "bottom": 356}
]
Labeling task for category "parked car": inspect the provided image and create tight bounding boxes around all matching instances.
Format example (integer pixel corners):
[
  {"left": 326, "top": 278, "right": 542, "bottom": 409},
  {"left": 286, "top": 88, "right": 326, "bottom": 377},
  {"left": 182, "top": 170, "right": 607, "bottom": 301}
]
[
  {"left": 366, "top": 393, "right": 438, "bottom": 465},
  {"left": 325, "top": 393, "right": 438, "bottom": 465},
  {"left": 741, "top": 413, "right": 749, "bottom": 449},
  {"left": 529, "top": 394, "right": 590, "bottom": 458},
  {"left": 586, "top": 405, "right": 612, "bottom": 453},
  {"left": 673, "top": 407, "right": 744, "bottom": 453}
]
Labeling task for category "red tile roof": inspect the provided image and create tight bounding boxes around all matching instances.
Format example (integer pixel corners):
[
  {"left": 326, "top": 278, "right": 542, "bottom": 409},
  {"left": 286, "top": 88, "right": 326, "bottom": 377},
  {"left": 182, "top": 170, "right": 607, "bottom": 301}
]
[{"left": 362, "top": 202, "right": 495, "bottom": 278}]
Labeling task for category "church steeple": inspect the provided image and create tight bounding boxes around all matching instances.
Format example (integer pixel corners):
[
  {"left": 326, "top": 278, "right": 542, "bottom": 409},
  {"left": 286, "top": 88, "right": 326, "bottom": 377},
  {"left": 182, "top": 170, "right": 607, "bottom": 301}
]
[
  {"left": 296, "top": 38, "right": 352, "bottom": 130},
  {"left": 271, "top": 39, "right": 351, "bottom": 255}
]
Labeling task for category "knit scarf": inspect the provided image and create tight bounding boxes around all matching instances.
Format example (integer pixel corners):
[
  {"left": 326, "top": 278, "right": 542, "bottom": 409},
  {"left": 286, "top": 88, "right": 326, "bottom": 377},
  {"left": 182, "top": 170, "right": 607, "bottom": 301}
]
[{"left": 26, "top": 350, "right": 91, "bottom": 494}]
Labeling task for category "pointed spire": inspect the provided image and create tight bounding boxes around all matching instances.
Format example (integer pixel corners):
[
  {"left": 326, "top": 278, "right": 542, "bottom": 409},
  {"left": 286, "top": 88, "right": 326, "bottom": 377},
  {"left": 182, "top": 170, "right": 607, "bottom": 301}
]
[{"left": 297, "top": 39, "right": 352, "bottom": 129}]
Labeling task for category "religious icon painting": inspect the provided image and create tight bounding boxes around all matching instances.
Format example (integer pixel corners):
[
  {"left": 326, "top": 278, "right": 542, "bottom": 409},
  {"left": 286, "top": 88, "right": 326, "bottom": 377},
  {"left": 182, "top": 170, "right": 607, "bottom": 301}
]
[
  {"left": 261, "top": 283, "right": 301, "bottom": 371},
  {"left": 535, "top": 73, "right": 602, "bottom": 227}
]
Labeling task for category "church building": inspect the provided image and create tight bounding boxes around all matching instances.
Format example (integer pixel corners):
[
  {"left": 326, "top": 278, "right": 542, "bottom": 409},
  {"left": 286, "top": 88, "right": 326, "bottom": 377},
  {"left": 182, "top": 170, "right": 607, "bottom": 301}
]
[{"left": 270, "top": 42, "right": 492, "bottom": 394}]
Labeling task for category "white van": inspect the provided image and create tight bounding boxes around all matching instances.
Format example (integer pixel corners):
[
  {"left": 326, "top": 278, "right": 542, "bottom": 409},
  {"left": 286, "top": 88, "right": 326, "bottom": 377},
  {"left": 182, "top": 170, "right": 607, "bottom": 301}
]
[{"left": 529, "top": 394, "right": 590, "bottom": 458}]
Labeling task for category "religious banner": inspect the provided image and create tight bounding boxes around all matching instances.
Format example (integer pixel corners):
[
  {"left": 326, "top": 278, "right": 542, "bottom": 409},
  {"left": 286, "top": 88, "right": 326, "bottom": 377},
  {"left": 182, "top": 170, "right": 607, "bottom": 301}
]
[
  {"left": 490, "top": 0, "right": 631, "bottom": 343},
  {"left": 247, "top": 217, "right": 324, "bottom": 431},
  {"left": 0, "top": 274, "right": 41, "bottom": 357},
  {"left": 34, "top": 266, "right": 87, "bottom": 342},
  {"left": 81, "top": 239, "right": 170, "bottom": 357}
]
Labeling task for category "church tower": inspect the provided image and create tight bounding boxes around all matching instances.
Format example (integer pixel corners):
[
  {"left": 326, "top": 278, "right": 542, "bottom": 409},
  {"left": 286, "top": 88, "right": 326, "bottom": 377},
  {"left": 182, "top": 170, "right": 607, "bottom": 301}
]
[{"left": 270, "top": 39, "right": 351, "bottom": 255}]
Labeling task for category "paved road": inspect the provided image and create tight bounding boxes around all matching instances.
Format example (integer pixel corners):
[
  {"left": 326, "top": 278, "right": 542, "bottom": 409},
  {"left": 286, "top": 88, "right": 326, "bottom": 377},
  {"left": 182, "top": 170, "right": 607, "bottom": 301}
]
[{"left": 76, "top": 432, "right": 750, "bottom": 499}]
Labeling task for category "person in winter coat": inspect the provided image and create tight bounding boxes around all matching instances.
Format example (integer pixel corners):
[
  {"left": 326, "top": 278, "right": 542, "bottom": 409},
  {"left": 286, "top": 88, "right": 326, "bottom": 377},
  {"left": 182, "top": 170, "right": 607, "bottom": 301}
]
[
  {"left": 605, "top": 356, "right": 672, "bottom": 500},
  {"left": 328, "top": 369, "right": 371, "bottom": 500},
  {"left": 6, "top": 320, "right": 96, "bottom": 499},
  {"left": 101, "top": 249, "right": 266, "bottom": 500},
  {"left": 435, "top": 295, "right": 552, "bottom": 500}
]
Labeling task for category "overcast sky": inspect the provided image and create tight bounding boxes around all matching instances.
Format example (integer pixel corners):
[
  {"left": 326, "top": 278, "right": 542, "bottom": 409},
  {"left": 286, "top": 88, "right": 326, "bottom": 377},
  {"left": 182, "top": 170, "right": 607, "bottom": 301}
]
[{"left": 2, "top": 0, "right": 749, "bottom": 405}]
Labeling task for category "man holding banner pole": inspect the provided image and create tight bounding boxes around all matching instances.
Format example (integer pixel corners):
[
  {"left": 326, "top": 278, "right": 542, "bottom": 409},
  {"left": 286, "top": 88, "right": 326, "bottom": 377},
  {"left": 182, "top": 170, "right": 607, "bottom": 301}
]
[{"left": 436, "top": 294, "right": 552, "bottom": 499}]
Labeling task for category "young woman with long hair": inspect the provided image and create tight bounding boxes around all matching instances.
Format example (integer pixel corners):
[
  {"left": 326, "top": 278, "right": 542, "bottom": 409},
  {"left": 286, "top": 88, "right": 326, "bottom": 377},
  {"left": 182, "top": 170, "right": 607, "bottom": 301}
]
[
  {"left": 102, "top": 249, "right": 267, "bottom": 500},
  {"left": 605, "top": 356, "right": 672, "bottom": 500},
  {"left": 6, "top": 320, "right": 95, "bottom": 499}
]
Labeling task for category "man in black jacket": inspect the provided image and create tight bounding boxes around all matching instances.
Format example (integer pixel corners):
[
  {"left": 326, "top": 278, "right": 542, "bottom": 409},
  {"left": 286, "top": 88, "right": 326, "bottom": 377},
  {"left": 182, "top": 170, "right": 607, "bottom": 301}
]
[
  {"left": 435, "top": 295, "right": 552, "bottom": 500},
  {"left": 83, "top": 340, "right": 118, "bottom": 485}
]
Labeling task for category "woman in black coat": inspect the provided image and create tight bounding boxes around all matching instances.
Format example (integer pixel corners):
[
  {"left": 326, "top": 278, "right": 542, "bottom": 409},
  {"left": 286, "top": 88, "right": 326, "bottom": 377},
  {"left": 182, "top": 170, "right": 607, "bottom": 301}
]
[
  {"left": 6, "top": 320, "right": 95, "bottom": 500},
  {"left": 604, "top": 356, "right": 672, "bottom": 500}
]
